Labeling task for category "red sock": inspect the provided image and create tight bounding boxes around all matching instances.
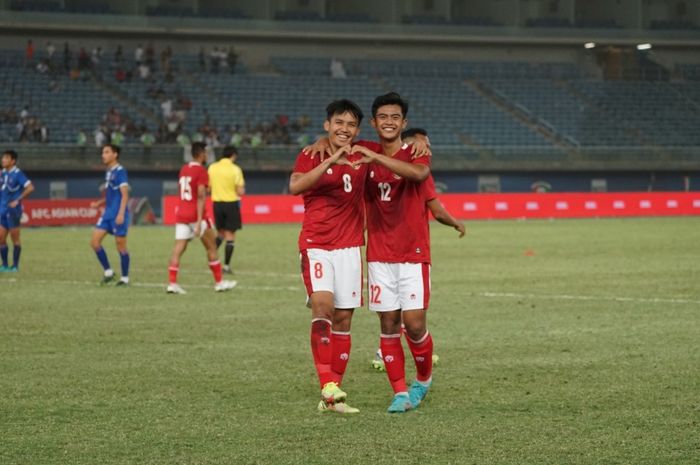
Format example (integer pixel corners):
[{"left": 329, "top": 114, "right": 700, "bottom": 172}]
[
  {"left": 380, "top": 334, "right": 407, "bottom": 394},
  {"left": 330, "top": 331, "right": 351, "bottom": 385},
  {"left": 168, "top": 264, "right": 178, "bottom": 284},
  {"left": 209, "top": 260, "right": 222, "bottom": 283},
  {"left": 406, "top": 331, "right": 433, "bottom": 382},
  {"left": 311, "top": 319, "right": 333, "bottom": 387}
]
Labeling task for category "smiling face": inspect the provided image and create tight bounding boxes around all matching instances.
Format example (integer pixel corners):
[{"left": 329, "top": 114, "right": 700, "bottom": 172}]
[
  {"left": 371, "top": 104, "right": 407, "bottom": 143},
  {"left": 324, "top": 111, "right": 361, "bottom": 151}
]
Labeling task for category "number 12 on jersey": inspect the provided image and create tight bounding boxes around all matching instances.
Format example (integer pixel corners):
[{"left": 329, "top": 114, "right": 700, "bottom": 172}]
[
  {"left": 378, "top": 182, "right": 391, "bottom": 201},
  {"left": 370, "top": 284, "right": 382, "bottom": 304}
]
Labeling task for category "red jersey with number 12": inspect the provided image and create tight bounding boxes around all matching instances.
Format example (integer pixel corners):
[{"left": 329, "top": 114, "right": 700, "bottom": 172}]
[
  {"left": 176, "top": 162, "right": 209, "bottom": 223},
  {"left": 293, "top": 151, "right": 368, "bottom": 251},
  {"left": 363, "top": 142, "right": 432, "bottom": 263}
]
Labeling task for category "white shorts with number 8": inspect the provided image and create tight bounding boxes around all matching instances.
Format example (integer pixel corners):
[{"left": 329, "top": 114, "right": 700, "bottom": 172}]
[
  {"left": 368, "top": 262, "right": 431, "bottom": 312},
  {"left": 300, "top": 247, "right": 362, "bottom": 309}
]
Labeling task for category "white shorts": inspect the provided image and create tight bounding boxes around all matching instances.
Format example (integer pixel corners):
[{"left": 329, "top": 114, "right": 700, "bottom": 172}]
[
  {"left": 175, "top": 219, "right": 210, "bottom": 241},
  {"left": 300, "top": 247, "right": 362, "bottom": 309},
  {"left": 367, "top": 262, "right": 431, "bottom": 312}
]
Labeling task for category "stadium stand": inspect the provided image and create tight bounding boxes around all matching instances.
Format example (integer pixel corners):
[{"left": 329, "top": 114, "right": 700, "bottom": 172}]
[{"left": 3, "top": 44, "right": 700, "bottom": 156}]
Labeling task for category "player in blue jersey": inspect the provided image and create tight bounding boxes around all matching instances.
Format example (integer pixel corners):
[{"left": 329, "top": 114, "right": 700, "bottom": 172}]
[
  {"left": 89, "top": 144, "right": 131, "bottom": 286},
  {"left": 0, "top": 150, "right": 34, "bottom": 272}
]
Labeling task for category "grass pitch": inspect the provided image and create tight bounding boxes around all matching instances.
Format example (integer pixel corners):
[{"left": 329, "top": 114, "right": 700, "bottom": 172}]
[{"left": 1, "top": 217, "right": 699, "bottom": 465}]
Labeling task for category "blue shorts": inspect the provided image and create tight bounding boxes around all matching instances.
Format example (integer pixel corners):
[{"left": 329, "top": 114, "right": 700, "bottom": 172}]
[
  {"left": 0, "top": 206, "right": 22, "bottom": 230},
  {"left": 96, "top": 214, "right": 129, "bottom": 237}
]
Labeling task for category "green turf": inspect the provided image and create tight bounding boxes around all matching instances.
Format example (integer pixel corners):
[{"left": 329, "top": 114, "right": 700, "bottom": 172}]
[{"left": 1, "top": 217, "right": 699, "bottom": 465}]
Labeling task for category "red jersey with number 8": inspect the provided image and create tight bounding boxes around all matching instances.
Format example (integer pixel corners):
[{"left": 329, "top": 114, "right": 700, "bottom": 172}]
[
  {"left": 363, "top": 142, "right": 432, "bottom": 263},
  {"left": 293, "top": 151, "right": 368, "bottom": 251},
  {"left": 176, "top": 162, "right": 209, "bottom": 223}
]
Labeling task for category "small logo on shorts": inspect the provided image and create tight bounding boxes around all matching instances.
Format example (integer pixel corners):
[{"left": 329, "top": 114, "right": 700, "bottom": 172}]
[
  {"left": 410, "top": 293, "right": 416, "bottom": 300},
  {"left": 352, "top": 291, "right": 357, "bottom": 297},
  {"left": 370, "top": 171, "right": 375, "bottom": 178},
  {"left": 340, "top": 353, "right": 349, "bottom": 361},
  {"left": 415, "top": 248, "right": 421, "bottom": 254}
]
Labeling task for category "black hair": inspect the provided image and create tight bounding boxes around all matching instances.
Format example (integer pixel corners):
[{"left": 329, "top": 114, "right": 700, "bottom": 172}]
[
  {"left": 222, "top": 145, "right": 238, "bottom": 158},
  {"left": 3, "top": 149, "right": 18, "bottom": 161},
  {"left": 104, "top": 144, "right": 120, "bottom": 157},
  {"left": 191, "top": 142, "right": 207, "bottom": 157},
  {"left": 326, "top": 99, "right": 364, "bottom": 124},
  {"left": 401, "top": 128, "right": 428, "bottom": 139},
  {"left": 371, "top": 92, "right": 409, "bottom": 118}
]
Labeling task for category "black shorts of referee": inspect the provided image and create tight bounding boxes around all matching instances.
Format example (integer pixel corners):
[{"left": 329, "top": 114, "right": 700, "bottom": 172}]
[{"left": 213, "top": 201, "right": 242, "bottom": 231}]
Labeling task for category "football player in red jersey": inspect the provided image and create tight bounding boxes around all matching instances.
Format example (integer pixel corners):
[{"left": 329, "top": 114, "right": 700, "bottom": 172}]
[
  {"left": 289, "top": 99, "right": 370, "bottom": 414},
  {"left": 350, "top": 93, "right": 436, "bottom": 413},
  {"left": 166, "top": 142, "right": 236, "bottom": 294}
]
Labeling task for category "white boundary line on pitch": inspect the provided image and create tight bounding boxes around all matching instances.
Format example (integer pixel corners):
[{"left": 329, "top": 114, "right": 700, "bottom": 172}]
[
  {"left": 3, "top": 278, "right": 300, "bottom": 292},
  {"left": 478, "top": 291, "right": 700, "bottom": 306},
  {"left": 5, "top": 277, "right": 698, "bottom": 305}
]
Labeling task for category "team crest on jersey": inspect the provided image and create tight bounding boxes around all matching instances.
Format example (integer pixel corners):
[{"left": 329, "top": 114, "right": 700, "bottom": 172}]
[
  {"left": 326, "top": 168, "right": 333, "bottom": 175},
  {"left": 384, "top": 355, "right": 394, "bottom": 363}
]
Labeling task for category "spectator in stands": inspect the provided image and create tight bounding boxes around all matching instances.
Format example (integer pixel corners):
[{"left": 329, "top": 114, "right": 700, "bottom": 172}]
[
  {"left": 111, "top": 128, "right": 125, "bottom": 147},
  {"left": 25, "top": 40, "right": 34, "bottom": 67},
  {"left": 15, "top": 119, "right": 26, "bottom": 142},
  {"left": 176, "top": 132, "right": 191, "bottom": 148},
  {"left": 20, "top": 106, "right": 29, "bottom": 121},
  {"left": 229, "top": 125, "right": 243, "bottom": 147},
  {"left": 160, "top": 46, "right": 172, "bottom": 74},
  {"left": 91, "top": 47, "right": 103, "bottom": 69},
  {"left": 46, "top": 41, "right": 56, "bottom": 65},
  {"left": 134, "top": 44, "right": 144, "bottom": 65},
  {"left": 36, "top": 59, "right": 49, "bottom": 74},
  {"left": 210, "top": 47, "right": 220, "bottom": 73},
  {"left": 330, "top": 58, "right": 347, "bottom": 78},
  {"left": 63, "top": 42, "right": 71, "bottom": 71},
  {"left": 39, "top": 120, "right": 48, "bottom": 143},
  {"left": 115, "top": 68, "right": 126, "bottom": 83},
  {"left": 198, "top": 47, "right": 206, "bottom": 72},
  {"left": 145, "top": 43, "right": 155, "bottom": 68},
  {"left": 78, "top": 48, "right": 90, "bottom": 70},
  {"left": 140, "top": 128, "right": 156, "bottom": 151},
  {"left": 94, "top": 125, "right": 107, "bottom": 147},
  {"left": 226, "top": 47, "right": 238, "bottom": 74},
  {"left": 76, "top": 129, "right": 87, "bottom": 151},
  {"left": 48, "top": 78, "right": 61, "bottom": 93},
  {"left": 114, "top": 45, "right": 124, "bottom": 65},
  {"left": 138, "top": 63, "right": 151, "bottom": 80}
]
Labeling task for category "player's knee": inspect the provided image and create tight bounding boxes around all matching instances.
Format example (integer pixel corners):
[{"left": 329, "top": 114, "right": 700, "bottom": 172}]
[{"left": 403, "top": 320, "right": 427, "bottom": 341}]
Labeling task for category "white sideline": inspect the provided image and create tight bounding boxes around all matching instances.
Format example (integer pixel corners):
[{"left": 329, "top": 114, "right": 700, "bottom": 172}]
[{"left": 4, "top": 277, "right": 699, "bottom": 305}]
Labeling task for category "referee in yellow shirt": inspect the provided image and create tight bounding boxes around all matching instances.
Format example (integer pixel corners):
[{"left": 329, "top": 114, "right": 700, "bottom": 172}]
[{"left": 208, "top": 145, "right": 245, "bottom": 274}]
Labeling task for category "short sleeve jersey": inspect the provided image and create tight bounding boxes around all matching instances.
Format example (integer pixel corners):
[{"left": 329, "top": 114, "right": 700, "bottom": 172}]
[
  {"left": 208, "top": 159, "right": 245, "bottom": 202},
  {"left": 293, "top": 151, "right": 368, "bottom": 251},
  {"left": 0, "top": 167, "right": 31, "bottom": 210},
  {"left": 361, "top": 141, "right": 432, "bottom": 264},
  {"left": 176, "top": 162, "right": 209, "bottom": 223},
  {"left": 423, "top": 175, "right": 438, "bottom": 203},
  {"left": 103, "top": 164, "right": 129, "bottom": 220}
]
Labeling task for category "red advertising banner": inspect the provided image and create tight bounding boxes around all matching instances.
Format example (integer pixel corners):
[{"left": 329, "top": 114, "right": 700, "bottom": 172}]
[
  {"left": 22, "top": 199, "right": 102, "bottom": 226},
  {"left": 162, "top": 192, "right": 700, "bottom": 225}
]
